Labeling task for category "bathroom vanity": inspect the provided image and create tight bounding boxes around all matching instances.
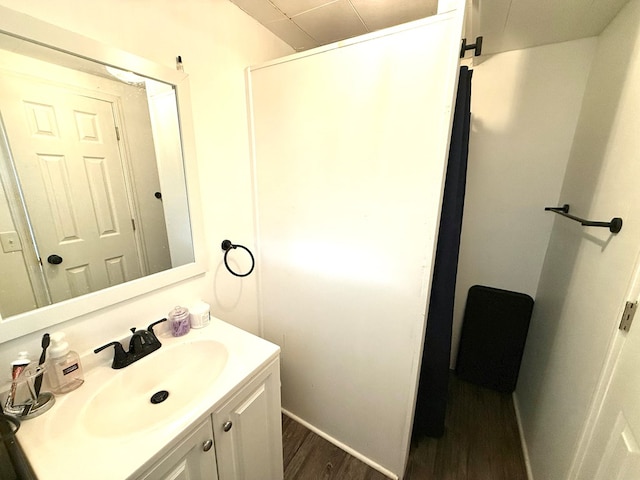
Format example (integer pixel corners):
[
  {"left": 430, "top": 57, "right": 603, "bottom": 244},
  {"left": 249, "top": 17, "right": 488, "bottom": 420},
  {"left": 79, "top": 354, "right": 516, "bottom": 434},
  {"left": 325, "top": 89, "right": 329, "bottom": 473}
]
[{"left": 15, "top": 319, "right": 283, "bottom": 480}]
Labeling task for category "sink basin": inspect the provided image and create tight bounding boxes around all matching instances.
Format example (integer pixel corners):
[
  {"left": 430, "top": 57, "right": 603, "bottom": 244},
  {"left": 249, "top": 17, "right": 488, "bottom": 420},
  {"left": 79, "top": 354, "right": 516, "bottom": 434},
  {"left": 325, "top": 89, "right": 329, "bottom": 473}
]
[{"left": 81, "top": 339, "right": 228, "bottom": 438}]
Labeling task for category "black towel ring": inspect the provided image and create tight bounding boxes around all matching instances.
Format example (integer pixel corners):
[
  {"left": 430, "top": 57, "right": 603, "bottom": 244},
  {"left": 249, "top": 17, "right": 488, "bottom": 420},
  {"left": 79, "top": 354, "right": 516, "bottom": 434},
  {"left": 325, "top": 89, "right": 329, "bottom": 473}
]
[{"left": 221, "top": 240, "right": 255, "bottom": 277}]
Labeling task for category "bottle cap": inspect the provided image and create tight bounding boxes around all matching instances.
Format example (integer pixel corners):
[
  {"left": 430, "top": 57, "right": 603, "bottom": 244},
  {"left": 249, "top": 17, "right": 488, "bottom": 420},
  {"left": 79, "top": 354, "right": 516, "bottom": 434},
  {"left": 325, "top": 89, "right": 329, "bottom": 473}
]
[
  {"left": 49, "top": 332, "right": 70, "bottom": 358},
  {"left": 169, "top": 305, "right": 189, "bottom": 321},
  {"left": 190, "top": 301, "right": 209, "bottom": 314},
  {"left": 11, "top": 351, "right": 30, "bottom": 366}
]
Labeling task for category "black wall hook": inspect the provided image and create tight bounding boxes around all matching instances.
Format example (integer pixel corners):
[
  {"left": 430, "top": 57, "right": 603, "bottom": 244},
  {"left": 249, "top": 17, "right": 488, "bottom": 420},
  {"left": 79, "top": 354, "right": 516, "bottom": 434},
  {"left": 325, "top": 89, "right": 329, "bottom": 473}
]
[
  {"left": 221, "top": 240, "right": 255, "bottom": 277},
  {"left": 545, "top": 204, "right": 623, "bottom": 234},
  {"left": 460, "top": 36, "right": 483, "bottom": 58}
]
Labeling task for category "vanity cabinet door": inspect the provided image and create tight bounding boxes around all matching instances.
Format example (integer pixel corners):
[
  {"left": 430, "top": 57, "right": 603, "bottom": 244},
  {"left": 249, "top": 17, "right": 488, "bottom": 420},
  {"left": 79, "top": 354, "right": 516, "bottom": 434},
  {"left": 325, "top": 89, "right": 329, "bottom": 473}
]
[
  {"left": 138, "top": 418, "right": 218, "bottom": 480},
  {"left": 212, "top": 359, "right": 283, "bottom": 480}
]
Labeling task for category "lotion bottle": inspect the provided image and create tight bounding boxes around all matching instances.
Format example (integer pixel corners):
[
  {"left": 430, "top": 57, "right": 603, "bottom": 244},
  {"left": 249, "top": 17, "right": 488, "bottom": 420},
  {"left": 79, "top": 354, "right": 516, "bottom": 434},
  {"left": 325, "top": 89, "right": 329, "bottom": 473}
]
[{"left": 48, "top": 332, "right": 84, "bottom": 394}]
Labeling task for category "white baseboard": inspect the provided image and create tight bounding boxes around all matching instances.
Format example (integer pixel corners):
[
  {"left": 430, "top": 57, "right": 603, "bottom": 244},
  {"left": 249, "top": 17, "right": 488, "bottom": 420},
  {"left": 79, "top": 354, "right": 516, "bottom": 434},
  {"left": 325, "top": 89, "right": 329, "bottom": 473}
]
[
  {"left": 512, "top": 392, "right": 534, "bottom": 480},
  {"left": 282, "top": 408, "right": 398, "bottom": 480}
]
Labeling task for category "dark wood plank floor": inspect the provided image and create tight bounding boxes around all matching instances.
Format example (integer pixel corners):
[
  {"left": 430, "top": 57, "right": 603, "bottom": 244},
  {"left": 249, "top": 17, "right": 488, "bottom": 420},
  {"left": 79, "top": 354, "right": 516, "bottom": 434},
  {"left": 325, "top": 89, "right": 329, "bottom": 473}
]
[
  {"left": 282, "top": 373, "right": 528, "bottom": 480},
  {"left": 283, "top": 413, "right": 388, "bottom": 479},
  {"left": 405, "top": 374, "right": 528, "bottom": 480}
]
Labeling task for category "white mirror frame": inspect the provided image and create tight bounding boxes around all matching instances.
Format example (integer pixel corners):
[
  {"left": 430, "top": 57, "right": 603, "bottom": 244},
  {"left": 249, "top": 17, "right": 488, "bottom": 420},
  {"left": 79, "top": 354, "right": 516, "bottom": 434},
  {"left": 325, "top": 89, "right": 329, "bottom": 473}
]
[{"left": 0, "top": 6, "right": 206, "bottom": 342}]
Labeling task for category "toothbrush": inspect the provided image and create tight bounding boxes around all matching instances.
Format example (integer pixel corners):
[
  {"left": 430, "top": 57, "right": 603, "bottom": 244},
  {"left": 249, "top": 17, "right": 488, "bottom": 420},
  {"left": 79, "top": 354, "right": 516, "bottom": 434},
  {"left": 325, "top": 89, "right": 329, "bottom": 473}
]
[{"left": 33, "top": 333, "right": 50, "bottom": 398}]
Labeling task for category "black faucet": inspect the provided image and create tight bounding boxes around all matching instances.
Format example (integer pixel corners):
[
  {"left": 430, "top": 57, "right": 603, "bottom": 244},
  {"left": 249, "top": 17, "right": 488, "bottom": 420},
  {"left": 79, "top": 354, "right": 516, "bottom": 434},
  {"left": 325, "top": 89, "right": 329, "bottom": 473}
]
[{"left": 94, "top": 318, "right": 167, "bottom": 369}]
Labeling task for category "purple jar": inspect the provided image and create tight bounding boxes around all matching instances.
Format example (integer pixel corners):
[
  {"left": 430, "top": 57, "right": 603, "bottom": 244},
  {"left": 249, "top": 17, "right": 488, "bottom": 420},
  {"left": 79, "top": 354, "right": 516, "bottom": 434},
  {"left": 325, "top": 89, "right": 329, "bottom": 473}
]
[{"left": 168, "top": 306, "right": 191, "bottom": 337}]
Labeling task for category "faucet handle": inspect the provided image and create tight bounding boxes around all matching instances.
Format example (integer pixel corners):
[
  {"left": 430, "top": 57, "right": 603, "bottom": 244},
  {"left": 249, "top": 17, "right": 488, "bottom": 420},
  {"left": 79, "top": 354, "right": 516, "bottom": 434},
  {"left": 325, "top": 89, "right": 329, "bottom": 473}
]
[
  {"left": 148, "top": 318, "right": 167, "bottom": 332},
  {"left": 147, "top": 318, "right": 167, "bottom": 340},
  {"left": 93, "top": 341, "right": 129, "bottom": 369},
  {"left": 94, "top": 341, "right": 121, "bottom": 354}
]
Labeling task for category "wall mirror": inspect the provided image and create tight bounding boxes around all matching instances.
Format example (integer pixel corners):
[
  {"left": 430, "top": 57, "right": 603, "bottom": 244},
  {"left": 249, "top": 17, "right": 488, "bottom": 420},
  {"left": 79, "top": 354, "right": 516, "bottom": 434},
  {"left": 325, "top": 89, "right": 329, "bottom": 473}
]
[{"left": 0, "top": 6, "right": 205, "bottom": 342}]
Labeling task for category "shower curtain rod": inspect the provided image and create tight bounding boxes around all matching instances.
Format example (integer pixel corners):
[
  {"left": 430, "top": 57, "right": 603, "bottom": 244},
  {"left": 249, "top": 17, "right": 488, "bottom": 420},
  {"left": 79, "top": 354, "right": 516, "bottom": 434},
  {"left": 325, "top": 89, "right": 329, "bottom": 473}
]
[{"left": 545, "top": 204, "right": 623, "bottom": 233}]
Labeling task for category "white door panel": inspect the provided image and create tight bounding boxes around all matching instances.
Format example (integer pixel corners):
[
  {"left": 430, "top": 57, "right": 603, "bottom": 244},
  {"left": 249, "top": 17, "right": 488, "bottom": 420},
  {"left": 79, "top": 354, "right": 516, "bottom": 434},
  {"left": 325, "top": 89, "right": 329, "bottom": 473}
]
[
  {"left": 577, "top": 305, "right": 640, "bottom": 479},
  {"left": 0, "top": 74, "right": 142, "bottom": 302},
  {"left": 594, "top": 412, "right": 640, "bottom": 480}
]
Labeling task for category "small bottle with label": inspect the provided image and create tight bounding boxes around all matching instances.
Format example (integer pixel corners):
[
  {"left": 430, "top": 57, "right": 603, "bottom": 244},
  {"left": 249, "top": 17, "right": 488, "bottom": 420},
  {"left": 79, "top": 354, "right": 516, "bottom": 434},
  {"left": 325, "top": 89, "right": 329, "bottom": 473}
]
[
  {"left": 48, "top": 332, "right": 84, "bottom": 394},
  {"left": 189, "top": 301, "right": 210, "bottom": 329}
]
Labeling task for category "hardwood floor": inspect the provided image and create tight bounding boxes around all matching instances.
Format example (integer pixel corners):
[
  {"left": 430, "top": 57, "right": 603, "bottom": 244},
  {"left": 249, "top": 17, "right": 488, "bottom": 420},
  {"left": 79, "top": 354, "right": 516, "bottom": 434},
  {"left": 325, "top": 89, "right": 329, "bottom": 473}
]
[
  {"left": 282, "top": 414, "right": 388, "bottom": 479},
  {"left": 282, "top": 373, "right": 528, "bottom": 479},
  {"left": 405, "top": 374, "right": 528, "bottom": 480}
]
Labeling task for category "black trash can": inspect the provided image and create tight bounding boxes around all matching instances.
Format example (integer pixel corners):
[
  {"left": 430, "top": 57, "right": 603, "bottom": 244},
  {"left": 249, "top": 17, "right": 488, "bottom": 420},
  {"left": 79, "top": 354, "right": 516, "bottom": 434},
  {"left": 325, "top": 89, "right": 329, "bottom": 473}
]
[{"left": 455, "top": 285, "right": 534, "bottom": 393}]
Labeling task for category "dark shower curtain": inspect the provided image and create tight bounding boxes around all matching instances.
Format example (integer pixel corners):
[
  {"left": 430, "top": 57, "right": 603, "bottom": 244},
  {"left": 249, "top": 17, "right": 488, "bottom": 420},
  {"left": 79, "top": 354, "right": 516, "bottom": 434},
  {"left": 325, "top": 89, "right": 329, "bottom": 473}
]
[{"left": 413, "top": 66, "right": 473, "bottom": 438}]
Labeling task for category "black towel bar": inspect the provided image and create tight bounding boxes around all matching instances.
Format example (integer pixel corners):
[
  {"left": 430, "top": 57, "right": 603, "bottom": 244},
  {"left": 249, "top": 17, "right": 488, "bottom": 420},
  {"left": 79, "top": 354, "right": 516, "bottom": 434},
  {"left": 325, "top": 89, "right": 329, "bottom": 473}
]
[{"left": 545, "top": 204, "right": 623, "bottom": 234}]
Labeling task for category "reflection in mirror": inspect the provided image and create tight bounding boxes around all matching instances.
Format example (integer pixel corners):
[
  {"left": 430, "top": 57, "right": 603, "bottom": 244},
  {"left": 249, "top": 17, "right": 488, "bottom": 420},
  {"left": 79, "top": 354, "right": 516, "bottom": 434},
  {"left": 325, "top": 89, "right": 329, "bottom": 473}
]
[{"left": 0, "top": 32, "right": 194, "bottom": 319}]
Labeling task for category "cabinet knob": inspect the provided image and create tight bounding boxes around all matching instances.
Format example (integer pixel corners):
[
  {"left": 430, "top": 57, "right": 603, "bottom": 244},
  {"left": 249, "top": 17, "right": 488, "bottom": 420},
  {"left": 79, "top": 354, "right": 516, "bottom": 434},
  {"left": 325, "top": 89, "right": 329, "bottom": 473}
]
[
  {"left": 202, "top": 439, "right": 213, "bottom": 452},
  {"left": 222, "top": 421, "right": 233, "bottom": 432}
]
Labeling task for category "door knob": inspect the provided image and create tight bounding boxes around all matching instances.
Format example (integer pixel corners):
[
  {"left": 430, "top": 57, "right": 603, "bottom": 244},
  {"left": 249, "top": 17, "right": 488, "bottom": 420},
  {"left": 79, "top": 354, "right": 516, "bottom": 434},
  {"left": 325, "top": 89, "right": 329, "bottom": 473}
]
[
  {"left": 222, "top": 421, "right": 233, "bottom": 432},
  {"left": 202, "top": 439, "right": 213, "bottom": 452},
  {"left": 47, "top": 254, "right": 63, "bottom": 265}
]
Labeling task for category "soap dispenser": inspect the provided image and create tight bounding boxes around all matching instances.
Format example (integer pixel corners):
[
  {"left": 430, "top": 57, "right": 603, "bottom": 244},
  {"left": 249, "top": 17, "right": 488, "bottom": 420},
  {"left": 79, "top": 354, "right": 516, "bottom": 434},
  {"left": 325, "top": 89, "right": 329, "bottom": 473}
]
[{"left": 48, "top": 332, "right": 84, "bottom": 394}]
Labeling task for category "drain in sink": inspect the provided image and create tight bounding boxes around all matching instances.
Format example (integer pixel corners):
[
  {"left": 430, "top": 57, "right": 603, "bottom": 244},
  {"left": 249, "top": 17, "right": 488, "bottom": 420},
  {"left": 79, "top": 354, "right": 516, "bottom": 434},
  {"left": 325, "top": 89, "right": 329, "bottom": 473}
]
[{"left": 150, "top": 390, "right": 169, "bottom": 404}]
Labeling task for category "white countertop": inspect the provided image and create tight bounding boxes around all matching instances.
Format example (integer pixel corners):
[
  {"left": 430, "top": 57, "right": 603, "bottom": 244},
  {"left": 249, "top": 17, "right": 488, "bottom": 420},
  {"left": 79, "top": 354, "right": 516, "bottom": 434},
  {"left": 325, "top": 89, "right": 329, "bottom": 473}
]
[{"left": 16, "top": 318, "right": 280, "bottom": 480}]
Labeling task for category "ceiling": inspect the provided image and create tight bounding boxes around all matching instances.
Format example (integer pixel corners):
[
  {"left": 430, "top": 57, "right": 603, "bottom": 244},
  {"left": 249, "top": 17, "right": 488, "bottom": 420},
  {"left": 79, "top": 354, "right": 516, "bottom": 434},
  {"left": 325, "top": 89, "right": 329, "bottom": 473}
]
[{"left": 229, "top": 0, "right": 630, "bottom": 54}]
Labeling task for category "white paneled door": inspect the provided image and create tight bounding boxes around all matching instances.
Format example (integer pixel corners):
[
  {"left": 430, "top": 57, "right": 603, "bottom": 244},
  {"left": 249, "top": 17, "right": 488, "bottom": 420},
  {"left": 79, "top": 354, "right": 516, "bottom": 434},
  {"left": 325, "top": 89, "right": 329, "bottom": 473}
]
[
  {"left": 574, "top": 299, "right": 640, "bottom": 479},
  {"left": 0, "top": 75, "right": 142, "bottom": 302}
]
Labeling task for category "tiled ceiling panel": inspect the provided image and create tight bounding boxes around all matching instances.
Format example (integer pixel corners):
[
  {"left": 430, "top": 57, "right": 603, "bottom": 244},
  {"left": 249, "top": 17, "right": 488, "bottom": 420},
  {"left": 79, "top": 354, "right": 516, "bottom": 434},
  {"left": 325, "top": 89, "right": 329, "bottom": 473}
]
[
  {"left": 230, "top": 0, "right": 632, "bottom": 54},
  {"left": 271, "top": 0, "right": 334, "bottom": 16},
  {"left": 351, "top": 0, "right": 438, "bottom": 31},
  {"left": 292, "top": 0, "right": 368, "bottom": 45},
  {"left": 229, "top": 0, "right": 288, "bottom": 23},
  {"left": 266, "top": 17, "right": 318, "bottom": 50},
  {"left": 492, "top": 0, "right": 630, "bottom": 54},
  {"left": 230, "top": 0, "right": 440, "bottom": 51}
]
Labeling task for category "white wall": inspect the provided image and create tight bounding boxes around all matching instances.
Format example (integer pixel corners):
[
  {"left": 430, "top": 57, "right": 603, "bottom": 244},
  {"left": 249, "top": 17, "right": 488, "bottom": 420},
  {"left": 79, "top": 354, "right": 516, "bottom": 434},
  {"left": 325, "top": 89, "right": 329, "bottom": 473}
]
[
  {"left": 451, "top": 38, "right": 596, "bottom": 366},
  {"left": 516, "top": 1, "right": 640, "bottom": 478},
  {"left": 0, "top": 180, "right": 36, "bottom": 316},
  {"left": 0, "top": 0, "right": 292, "bottom": 377},
  {"left": 250, "top": 13, "right": 463, "bottom": 478}
]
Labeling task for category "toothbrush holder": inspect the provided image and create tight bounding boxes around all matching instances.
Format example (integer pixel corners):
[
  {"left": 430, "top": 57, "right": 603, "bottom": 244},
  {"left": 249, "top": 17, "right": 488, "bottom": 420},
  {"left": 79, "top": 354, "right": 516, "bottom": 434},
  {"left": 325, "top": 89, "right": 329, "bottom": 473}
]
[{"left": 4, "top": 363, "right": 55, "bottom": 419}]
